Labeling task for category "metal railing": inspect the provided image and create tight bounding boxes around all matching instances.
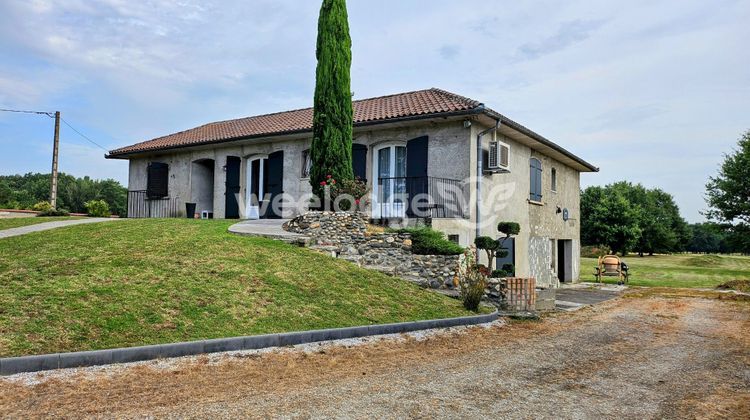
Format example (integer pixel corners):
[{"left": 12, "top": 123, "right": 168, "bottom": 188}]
[
  {"left": 127, "top": 190, "right": 180, "bottom": 218},
  {"left": 374, "top": 176, "right": 467, "bottom": 219}
]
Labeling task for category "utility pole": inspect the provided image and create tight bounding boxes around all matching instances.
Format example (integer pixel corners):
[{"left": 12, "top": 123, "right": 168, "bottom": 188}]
[{"left": 50, "top": 111, "right": 60, "bottom": 208}]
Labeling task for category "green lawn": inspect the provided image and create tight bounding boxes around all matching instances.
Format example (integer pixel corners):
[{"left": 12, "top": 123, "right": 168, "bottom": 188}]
[
  {"left": 0, "top": 216, "right": 85, "bottom": 230},
  {"left": 0, "top": 219, "right": 473, "bottom": 357},
  {"left": 581, "top": 254, "right": 750, "bottom": 288}
]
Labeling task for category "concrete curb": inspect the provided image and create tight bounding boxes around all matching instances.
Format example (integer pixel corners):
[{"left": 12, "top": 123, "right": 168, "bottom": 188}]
[{"left": 0, "top": 311, "right": 498, "bottom": 376}]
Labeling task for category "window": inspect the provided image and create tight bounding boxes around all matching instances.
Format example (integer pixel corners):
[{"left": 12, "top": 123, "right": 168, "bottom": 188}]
[
  {"left": 529, "top": 158, "right": 542, "bottom": 202},
  {"left": 301, "top": 149, "right": 312, "bottom": 178},
  {"left": 551, "top": 168, "right": 557, "bottom": 192},
  {"left": 448, "top": 234, "right": 460, "bottom": 244},
  {"left": 146, "top": 162, "right": 169, "bottom": 198}
]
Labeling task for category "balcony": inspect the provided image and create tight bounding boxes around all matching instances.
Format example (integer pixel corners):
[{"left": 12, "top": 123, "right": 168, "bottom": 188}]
[
  {"left": 373, "top": 176, "right": 467, "bottom": 220},
  {"left": 127, "top": 190, "right": 180, "bottom": 218}
]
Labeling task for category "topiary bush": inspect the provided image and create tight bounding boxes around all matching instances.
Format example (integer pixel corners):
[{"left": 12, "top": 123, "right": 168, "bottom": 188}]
[
  {"left": 497, "top": 222, "right": 521, "bottom": 236},
  {"left": 474, "top": 236, "right": 500, "bottom": 271},
  {"left": 393, "top": 227, "right": 464, "bottom": 255},
  {"left": 84, "top": 199, "right": 111, "bottom": 217}
]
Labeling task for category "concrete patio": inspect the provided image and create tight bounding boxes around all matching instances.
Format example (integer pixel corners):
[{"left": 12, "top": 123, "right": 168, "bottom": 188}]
[{"left": 228, "top": 219, "right": 309, "bottom": 244}]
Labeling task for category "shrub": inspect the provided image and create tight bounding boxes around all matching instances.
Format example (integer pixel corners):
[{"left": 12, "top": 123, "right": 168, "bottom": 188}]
[
  {"left": 491, "top": 263, "right": 516, "bottom": 278},
  {"left": 84, "top": 199, "right": 111, "bottom": 217},
  {"left": 394, "top": 227, "right": 464, "bottom": 255},
  {"left": 32, "top": 201, "right": 53, "bottom": 212},
  {"left": 37, "top": 208, "right": 70, "bottom": 217},
  {"left": 497, "top": 221, "right": 521, "bottom": 236},
  {"left": 458, "top": 248, "right": 487, "bottom": 311}
]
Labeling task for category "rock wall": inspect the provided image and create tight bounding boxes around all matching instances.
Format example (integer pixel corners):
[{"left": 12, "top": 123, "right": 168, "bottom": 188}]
[{"left": 284, "top": 212, "right": 460, "bottom": 288}]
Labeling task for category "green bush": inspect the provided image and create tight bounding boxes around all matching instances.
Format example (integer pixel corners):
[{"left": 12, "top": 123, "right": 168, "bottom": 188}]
[
  {"left": 497, "top": 221, "right": 521, "bottom": 236},
  {"left": 491, "top": 264, "right": 515, "bottom": 278},
  {"left": 37, "top": 208, "right": 70, "bottom": 217},
  {"left": 32, "top": 201, "right": 53, "bottom": 212},
  {"left": 84, "top": 199, "right": 111, "bottom": 217},
  {"left": 395, "top": 227, "right": 464, "bottom": 255}
]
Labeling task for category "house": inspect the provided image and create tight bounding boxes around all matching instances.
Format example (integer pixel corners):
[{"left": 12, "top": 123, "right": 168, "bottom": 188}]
[{"left": 107, "top": 88, "right": 598, "bottom": 287}]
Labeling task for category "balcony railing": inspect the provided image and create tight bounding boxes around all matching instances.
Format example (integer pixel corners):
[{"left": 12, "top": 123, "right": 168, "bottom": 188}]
[
  {"left": 374, "top": 176, "right": 467, "bottom": 219},
  {"left": 127, "top": 190, "right": 180, "bottom": 218}
]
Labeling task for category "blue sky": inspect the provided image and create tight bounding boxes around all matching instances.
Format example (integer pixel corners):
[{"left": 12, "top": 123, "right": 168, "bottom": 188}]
[{"left": 1, "top": 0, "right": 748, "bottom": 222}]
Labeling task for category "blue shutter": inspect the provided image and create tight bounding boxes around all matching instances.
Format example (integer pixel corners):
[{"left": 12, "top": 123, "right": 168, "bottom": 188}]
[{"left": 529, "top": 158, "right": 542, "bottom": 201}]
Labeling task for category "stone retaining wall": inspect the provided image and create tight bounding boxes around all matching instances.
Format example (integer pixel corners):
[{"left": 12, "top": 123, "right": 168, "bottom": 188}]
[{"left": 284, "top": 212, "right": 460, "bottom": 288}]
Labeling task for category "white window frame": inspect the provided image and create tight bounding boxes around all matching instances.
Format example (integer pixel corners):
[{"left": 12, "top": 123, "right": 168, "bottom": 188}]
[{"left": 371, "top": 142, "right": 407, "bottom": 218}]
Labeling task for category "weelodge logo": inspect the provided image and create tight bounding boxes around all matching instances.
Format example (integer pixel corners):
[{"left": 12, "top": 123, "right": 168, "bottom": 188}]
[{"left": 235, "top": 176, "right": 517, "bottom": 230}]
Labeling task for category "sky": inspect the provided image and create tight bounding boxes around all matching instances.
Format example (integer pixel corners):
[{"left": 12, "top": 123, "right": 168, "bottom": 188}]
[{"left": 0, "top": 0, "right": 748, "bottom": 222}]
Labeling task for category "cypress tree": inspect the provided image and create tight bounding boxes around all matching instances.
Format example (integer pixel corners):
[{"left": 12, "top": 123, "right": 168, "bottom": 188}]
[{"left": 310, "top": 0, "right": 353, "bottom": 198}]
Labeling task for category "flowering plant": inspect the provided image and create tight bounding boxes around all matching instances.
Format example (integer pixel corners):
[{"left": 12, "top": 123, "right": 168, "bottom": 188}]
[{"left": 321, "top": 175, "right": 368, "bottom": 211}]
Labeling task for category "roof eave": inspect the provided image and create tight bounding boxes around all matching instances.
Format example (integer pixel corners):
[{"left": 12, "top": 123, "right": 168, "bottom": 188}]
[
  {"left": 105, "top": 107, "right": 485, "bottom": 159},
  {"left": 482, "top": 109, "right": 599, "bottom": 173}
]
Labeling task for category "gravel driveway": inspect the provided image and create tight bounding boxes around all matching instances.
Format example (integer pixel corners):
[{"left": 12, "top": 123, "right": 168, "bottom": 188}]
[{"left": 1, "top": 289, "right": 748, "bottom": 419}]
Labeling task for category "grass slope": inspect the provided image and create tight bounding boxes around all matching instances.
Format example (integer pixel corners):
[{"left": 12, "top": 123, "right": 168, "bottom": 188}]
[
  {"left": 0, "top": 219, "right": 471, "bottom": 357},
  {"left": 581, "top": 254, "right": 750, "bottom": 288},
  {"left": 0, "top": 216, "right": 84, "bottom": 230}
]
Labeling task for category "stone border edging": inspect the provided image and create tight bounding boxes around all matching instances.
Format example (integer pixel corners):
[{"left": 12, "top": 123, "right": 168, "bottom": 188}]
[{"left": 0, "top": 311, "right": 498, "bottom": 376}]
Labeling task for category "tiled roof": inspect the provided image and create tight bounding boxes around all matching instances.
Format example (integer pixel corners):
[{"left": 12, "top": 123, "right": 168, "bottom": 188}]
[{"left": 107, "top": 88, "right": 481, "bottom": 157}]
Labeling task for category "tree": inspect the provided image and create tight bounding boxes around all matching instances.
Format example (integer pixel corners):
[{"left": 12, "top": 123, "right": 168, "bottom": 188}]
[
  {"left": 706, "top": 130, "right": 750, "bottom": 253},
  {"left": 581, "top": 185, "right": 641, "bottom": 255},
  {"left": 687, "top": 223, "right": 726, "bottom": 254},
  {"left": 309, "top": 0, "right": 353, "bottom": 199},
  {"left": 0, "top": 173, "right": 126, "bottom": 215}
]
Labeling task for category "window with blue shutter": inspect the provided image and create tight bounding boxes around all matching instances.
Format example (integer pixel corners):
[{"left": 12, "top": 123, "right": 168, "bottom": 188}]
[{"left": 529, "top": 158, "right": 542, "bottom": 201}]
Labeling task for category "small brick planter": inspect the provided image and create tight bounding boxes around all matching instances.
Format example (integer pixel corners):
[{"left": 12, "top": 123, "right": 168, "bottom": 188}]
[{"left": 486, "top": 277, "right": 537, "bottom": 311}]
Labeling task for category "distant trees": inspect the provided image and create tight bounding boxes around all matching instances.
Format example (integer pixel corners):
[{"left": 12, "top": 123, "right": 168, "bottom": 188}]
[
  {"left": 0, "top": 173, "right": 127, "bottom": 216},
  {"left": 705, "top": 130, "right": 750, "bottom": 254},
  {"left": 581, "top": 182, "right": 689, "bottom": 256}
]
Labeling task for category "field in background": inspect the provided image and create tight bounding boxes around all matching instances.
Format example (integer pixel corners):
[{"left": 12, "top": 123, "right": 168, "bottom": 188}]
[
  {"left": 0, "top": 219, "right": 472, "bottom": 357},
  {"left": 581, "top": 254, "right": 750, "bottom": 288}
]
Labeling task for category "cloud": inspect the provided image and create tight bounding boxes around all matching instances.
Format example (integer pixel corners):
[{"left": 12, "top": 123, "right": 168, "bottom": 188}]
[
  {"left": 438, "top": 44, "right": 460, "bottom": 60},
  {"left": 515, "top": 19, "right": 607, "bottom": 61}
]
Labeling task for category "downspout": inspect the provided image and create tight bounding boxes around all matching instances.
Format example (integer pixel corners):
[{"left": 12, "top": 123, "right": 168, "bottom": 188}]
[{"left": 475, "top": 114, "right": 501, "bottom": 249}]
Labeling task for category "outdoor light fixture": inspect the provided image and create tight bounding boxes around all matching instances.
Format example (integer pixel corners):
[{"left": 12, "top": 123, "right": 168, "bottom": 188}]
[
  {"left": 463, "top": 119, "right": 472, "bottom": 128},
  {"left": 222, "top": 165, "right": 227, "bottom": 172}
]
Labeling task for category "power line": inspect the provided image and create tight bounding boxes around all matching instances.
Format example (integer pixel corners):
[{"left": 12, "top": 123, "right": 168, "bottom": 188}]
[
  {"left": 1, "top": 107, "right": 110, "bottom": 151},
  {"left": 0, "top": 108, "right": 54, "bottom": 117},
  {"left": 59, "top": 117, "right": 109, "bottom": 152}
]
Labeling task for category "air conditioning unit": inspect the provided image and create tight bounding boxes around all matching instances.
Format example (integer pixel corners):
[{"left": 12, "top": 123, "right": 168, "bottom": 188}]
[{"left": 488, "top": 141, "right": 510, "bottom": 171}]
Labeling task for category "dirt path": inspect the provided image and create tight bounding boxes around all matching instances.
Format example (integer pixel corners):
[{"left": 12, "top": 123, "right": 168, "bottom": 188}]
[{"left": 1, "top": 290, "right": 748, "bottom": 419}]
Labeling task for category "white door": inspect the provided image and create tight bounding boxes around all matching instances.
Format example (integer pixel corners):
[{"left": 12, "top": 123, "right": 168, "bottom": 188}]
[
  {"left": 245, "top": 157, "right": 266, "bottom": 219},
  {"left": 372, "top": 144, "right": 407, "bottom": 218}
]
